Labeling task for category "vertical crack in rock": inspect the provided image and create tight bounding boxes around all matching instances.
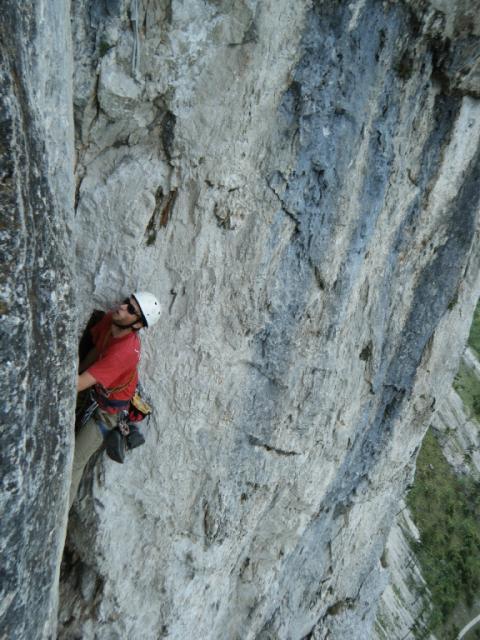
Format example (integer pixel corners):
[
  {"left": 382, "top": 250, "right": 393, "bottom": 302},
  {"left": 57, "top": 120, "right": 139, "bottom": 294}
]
[
  {"left": 161, "top": 111, "right": 176, "bottom": 161},
  {"left": 145, "top": 188, "right": 178, "bottom": 245}
]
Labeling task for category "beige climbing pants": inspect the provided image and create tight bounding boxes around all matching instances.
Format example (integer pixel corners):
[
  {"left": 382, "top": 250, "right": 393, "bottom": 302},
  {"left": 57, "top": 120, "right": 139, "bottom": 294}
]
[{"left": 69, "top": 410, "right": 117, "bottom": 508}]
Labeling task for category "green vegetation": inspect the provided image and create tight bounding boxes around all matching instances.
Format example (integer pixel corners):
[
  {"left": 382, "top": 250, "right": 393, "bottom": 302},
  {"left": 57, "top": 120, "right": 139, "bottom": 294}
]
[
  {"left": 407, "top": 430, "right": 480, "bottom": 638},
  {"left": 453, "top": 361, "right": 480, "bottom": 422},
  {"left": 406, "top": 300, "right": 480, "bottom": 638},
  {"left": 468, "top": 300, "right": 480, "bottom": 358}
]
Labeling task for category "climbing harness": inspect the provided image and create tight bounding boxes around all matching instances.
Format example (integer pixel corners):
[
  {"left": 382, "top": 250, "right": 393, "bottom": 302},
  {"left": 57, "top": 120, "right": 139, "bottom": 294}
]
[
  {"left": 102, "top": 385, "right": 153, "bottom": 463},
  {"left": 81, "top": 391, "right": 98, "bottom": 427}
]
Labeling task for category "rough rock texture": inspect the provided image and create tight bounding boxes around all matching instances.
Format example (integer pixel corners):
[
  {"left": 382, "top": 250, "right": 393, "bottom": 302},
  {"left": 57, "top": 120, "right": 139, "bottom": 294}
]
[
  {"left": 1, "top": 0, "right": 479, "bottom": 639},
  {"left": 374, "top": 346, "right": 480, "bottom": 639},
  {"left": 0, "top": 2, "right": 76, "bottom": 639},
  {"left": 434, "top": 350, "right": 480, "bottom": 477},
  {"left": 54, "top": 1, "right": 480, "bottom": 639},
  {"left": 373, "top": 503, "right": 434, "bottom": 640}
]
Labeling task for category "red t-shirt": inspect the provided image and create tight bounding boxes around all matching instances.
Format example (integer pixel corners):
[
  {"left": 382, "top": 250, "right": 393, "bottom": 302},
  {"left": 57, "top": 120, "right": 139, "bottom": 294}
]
[{"left": 88, "top": 312, "right": 140, "bottom": 412}]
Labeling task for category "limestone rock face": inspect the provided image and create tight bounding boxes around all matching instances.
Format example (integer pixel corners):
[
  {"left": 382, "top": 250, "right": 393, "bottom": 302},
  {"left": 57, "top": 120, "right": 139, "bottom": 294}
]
[
  {"left": 57, "top": 1, "right": 480, "bottom": 639},
  {"left": 0, "top": 2, "right": 76, "bottom": 639},
  {"left": 2, "top": 0, "right": 480, "bottom": 639},
  {"left": 56, "top": 2, "right": 480, "bottom": 638},
  {"left": 373, "top": 503, "right": 434, "bottom": 640},
  {"left": 374, "top": 346, "right": 480, "bottom": 639},
  {"left": 434, "top": 351, "right": 480, "bottom": 476}
]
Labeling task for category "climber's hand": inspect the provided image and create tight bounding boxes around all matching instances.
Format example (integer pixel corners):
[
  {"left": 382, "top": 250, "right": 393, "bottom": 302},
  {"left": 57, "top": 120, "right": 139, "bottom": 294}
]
[{"left": 77, "top": 371, "right": 97, "bottom": 392}]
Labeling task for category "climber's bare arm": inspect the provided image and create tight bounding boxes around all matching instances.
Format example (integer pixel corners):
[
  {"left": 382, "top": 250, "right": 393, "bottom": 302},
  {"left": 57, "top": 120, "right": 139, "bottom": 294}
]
[
  {"left": 77, "top": 371, "right": 97, "bottom": 392},
  {"left": 78, "top": 347, "right": 98, "bottom": 374}
]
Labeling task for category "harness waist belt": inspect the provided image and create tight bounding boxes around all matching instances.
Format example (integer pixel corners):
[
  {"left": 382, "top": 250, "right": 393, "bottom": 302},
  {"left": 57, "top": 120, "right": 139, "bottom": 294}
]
[{"left": 94, "top": 393, "right": 130, "bottom": 411}]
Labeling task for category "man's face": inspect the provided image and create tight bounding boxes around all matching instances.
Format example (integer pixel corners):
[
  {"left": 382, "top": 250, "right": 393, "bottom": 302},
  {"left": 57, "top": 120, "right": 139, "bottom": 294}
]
[{"left": 112, "top": 296, "right": 143, "bottom": 328}]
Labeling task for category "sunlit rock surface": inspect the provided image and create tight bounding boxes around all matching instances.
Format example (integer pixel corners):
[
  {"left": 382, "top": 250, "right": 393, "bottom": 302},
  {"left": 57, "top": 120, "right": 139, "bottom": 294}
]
[
  {"left": 373, "top": 503, "right": 434, "bottom": 640},
  {"left": 374, "top": 346, "right": 480, "bottom": 640},
  {"left": 434, "top": 350, "right": 480, "bottom": 477},
  {"left": 0, "top": 2, "right": 76, "bottom": 639},
  {"left": 56, "top": 1, "right": 480, "bottom": 638},
  {"left": 1, "top": 1, "right": 480, "bottom": 639}
]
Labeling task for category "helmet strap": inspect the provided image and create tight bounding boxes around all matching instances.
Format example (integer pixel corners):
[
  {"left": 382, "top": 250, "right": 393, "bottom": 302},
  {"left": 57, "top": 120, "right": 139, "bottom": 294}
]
[{"left": 111, "top": 319, "right": 139, "bottom": 330}]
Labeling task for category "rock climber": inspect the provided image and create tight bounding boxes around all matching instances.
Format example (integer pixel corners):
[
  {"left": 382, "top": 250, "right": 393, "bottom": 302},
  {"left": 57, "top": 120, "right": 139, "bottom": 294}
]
[{"left": 69, "top": 292, "right": 161, "bottom": 508}]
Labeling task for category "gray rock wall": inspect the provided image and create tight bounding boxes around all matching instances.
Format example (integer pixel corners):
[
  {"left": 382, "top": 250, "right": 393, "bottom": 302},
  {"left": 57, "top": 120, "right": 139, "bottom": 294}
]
[
  {"left": 374, "top": 346, "right": 480, "bottom": 639},
  {"left": 58, "top": 1, "right": 480, "bottom": 638},
  {"left": 373, "top": 502, "right": 434, "bottom": 640},
  {"left": 434, "top": 352, "right": 480, "bottom": 477},
  {"left": 1, "top": 0, "right": 479, "bottom": 639},
  {"left": 0, "top": 2, "right": 76, "bottom": 639}
]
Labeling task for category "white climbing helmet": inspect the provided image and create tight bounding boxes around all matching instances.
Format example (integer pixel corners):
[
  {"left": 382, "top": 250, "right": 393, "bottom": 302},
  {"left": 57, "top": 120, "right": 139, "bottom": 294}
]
[{"left": 132, "top": 291, "right": 161, "bottom": 328}]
